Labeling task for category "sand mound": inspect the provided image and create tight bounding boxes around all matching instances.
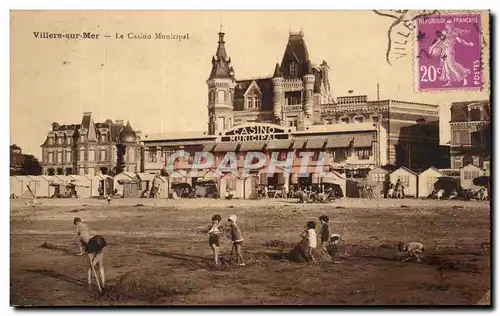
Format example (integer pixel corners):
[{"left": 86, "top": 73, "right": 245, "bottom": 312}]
[{"left": 100, "top": 268, "right": 200, "bottom": 303}]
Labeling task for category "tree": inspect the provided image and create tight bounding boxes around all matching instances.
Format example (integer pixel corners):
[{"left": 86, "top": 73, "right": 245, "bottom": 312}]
[{"left": 21, "top": 155, "right": 42, "bottom": 175}]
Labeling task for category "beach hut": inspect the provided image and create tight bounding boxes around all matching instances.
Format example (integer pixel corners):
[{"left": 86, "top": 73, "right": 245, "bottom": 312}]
[
  {"left": 10, "top": 176, "right": 23, "bottom": 197},
  {"left": 113, "top": 172, "right": 137, "bottom": 196},
  {"left": 85, "top": 174, "right": 113, "bottom": 197},
  {"left": 68, "top": 175, "right": 92, "bottom": 198},
  {"left": 25, "top": 175, "right": 52, "bottom": 198},
  {"left": 151, "top": 175, "right": 169, "bottom": 198},
  {"left": 136, "top": 173, "right": 156, "bottom": 197},
  {"left": 460, "top": 164, "right": 484, "bottom": 191},
  {"left": 321, "top": 171, "right": 347, "bottom": 198},
  {"left": 418, "top": 167, "right": 444, "bottom": 198},
  {"left": 367, "top": 167, "right": 389, "bottom": 198},
  {"left": 390, "top": 166, "right": 418, "bottom": 197},
  {"left": 11, "top": 176, "right": 37, "bottom": 198}
]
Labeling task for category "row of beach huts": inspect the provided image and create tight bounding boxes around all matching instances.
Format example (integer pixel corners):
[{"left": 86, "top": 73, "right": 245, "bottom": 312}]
[
  {"left": 9, "top": 172, "right": 171, "bottom": 199},
  {"left": 9, "top": 164, "right": 489, "bottom": 200}
]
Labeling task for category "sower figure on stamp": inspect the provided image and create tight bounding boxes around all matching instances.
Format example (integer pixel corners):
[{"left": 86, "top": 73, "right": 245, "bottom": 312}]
[{"left": 429, "top": 21, "right": 474, "bottom": 87}]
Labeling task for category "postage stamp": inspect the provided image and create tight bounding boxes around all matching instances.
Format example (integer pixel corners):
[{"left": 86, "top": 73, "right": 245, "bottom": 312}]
[{"left": 415, "top": 13, "right": 483, "bottom": 92}]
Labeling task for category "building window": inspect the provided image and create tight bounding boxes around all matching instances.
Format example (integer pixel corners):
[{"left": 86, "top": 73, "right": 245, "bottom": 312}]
[
  {"left": 48, "top": 152, "right": 53, "bottom": 163},
  {"left": 453, "top": 130, "right": 469, "bottom": 145},
  {"left": 483, "top": 161, "right": 490, "bottom": 170},
  {"left": 340, "top": 116, "right": 350, "bottom": 124},
  {"left": 79, "top": 150, "right": 85, "bottom": 161},
  {"left": 471, "top": 131, "right": 482, "bottom": 147},
  {"left": 217, "top": 117, "right": 225, "bottom": 130},
  {"left": 67, "top": 138, "right": 72, "bottom": 145},
  {"left": 88, "top": 150, "right": 95, "bottom": 161},
  {"left": 57, "top": 137, "right": 63, "bottom": 145},
  {"left": 469, "top": 108, "right": 482, "bottom": 121},
  {"left": 356, "top": 148, "right": 371, "bottom": 160},
  {"left": 371, "top": 173, "right": 386, "bottom": 182},
  {"left": 100, "top": 150, "right": 106, "bottom": 161},
  {"left": 325, "top": 119, "right": 333, "bottom": 124},
  {"left": 148, "top": 149, "right": 157, "bottom": 163},
  {"left": 288, "top": 120, "right": 298, "bottom": 127},
  {"left": 66, "top": 151, "right": 72, "bottom": 163},
  {"left": 80, "top": 135, "right": 85, "bottom": 142},
  {"left": 48, "top": 137, "right": 54, "bottom": 145},
  {"left": 57, "top": 152, "right": 62, "bottom": 163},
  {"left": 254, "top": 96, "right": 261, "bottom": 109},
  {"left": 209, "top": 90, "right": 215, "bottom": 103},
  {"left": 353, "top": 116, "right": 364, "bottom": 123},
  {"left": 101, "top": 134, "right": 107, "bottom": 143},
  {"left": 246, "top": 97, "right": 252, "bottom": 109},
  {"left": 278, "top": 151, "right": 288, "bottom": 161},
  {"left": 289, "top": 62, "right": 297, "bottom": 77},
  {"left": 217, "top": 90, "right": 225, "bottom": 103}
]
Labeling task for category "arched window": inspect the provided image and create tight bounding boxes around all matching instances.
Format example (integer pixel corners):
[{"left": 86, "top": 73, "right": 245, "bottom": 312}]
[
  {"left": 340, "top": 116, "right": 351, "bottom": 124},
  {"left": 353, "top": 115, "right": 365, "bottom": 123}
]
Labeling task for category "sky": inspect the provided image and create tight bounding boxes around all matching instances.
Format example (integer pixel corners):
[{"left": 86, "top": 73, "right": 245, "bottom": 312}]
[{"left": 10, "top": 10, "right": 490, "bottom": 159}]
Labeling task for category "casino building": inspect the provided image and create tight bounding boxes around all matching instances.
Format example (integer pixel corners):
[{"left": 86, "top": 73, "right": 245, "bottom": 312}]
[{"left": 142, "top": 30, "right": 445, "bottom": 198}]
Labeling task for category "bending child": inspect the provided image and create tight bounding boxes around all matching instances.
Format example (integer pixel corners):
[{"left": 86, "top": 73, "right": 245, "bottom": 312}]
[
  {"left": 74, "top": 217, "right": 91, "bottom": 256},
  {"left": 398, "top": 241, "right": 425, "bottom": 262},
  {"left": 300, "top": 221, "right": 317, "bottom": 264},
  {"left": 86, "top": 235, "right": 107, "bottom": 290}
]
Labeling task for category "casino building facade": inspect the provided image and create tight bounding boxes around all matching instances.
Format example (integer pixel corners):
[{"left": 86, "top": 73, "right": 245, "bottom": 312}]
[{"left": 142, "top": 30, "right": 445, "bottom": 198}]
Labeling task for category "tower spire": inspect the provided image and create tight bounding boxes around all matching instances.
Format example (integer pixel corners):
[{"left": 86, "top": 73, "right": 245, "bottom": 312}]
[{"left": 216, "top": 30, "right": 227, "bottom": 60}]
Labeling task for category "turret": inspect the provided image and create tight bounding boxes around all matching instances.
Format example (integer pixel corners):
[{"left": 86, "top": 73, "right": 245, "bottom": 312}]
[
  {"left": 302, "top": 60, "right": 315, "bottom": 118},
  {"left": 207, "top": 30, "right": 235, "bottom": 134},
  {"left": 271, "top": 63, "right": 284, "bottom": 124}
]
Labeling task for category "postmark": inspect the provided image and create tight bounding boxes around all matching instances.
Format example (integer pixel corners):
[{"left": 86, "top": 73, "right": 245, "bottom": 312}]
[{"left": 415, "top": 13, "right": 483, "bottom": 92}]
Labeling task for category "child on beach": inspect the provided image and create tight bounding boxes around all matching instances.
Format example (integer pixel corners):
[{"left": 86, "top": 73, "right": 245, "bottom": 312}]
[
  {"left": 206, "top": 214, "right": 224, "bottom": 265},
  {"left": 398, "top": 241, "right": 425, "bottom": 262},
  {"left": 300, "top": 221, "right": 317, "bottom": 263},
  {"left": 228, "top": 214, "right": 245, "bottom": 266},
  {"left": 318, "top": 215, "right": 330, "bottom": 252}
]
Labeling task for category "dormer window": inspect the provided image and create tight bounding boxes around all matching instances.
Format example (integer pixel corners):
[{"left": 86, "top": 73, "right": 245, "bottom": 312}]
[
  {"left": 289, "top": 62, "right": 297, "bottom": 77},
  {"left": 48, "top": 137, "right": 54, "bottom": 145},
  {"left": 101, "top": 134, "right": 107, "bottom": 143},
  {"left": 80, "top": 134, "right": 85, "bottom": 142},
  {"left": 57, "top": 137, "right": 63, "bottom": 145}
]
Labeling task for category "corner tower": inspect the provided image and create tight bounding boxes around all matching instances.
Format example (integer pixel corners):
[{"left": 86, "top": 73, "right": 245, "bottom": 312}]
[{"left": 207, "top": 30, "right": 236, "bottom": 135}]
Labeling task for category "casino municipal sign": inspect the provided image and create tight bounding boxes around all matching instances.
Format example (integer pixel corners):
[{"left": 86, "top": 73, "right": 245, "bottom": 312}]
[{"left": 220, "top": 124, "right": 290, "bottom": 142}]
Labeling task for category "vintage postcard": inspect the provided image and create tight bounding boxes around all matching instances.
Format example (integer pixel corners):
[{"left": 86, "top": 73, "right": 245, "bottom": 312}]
[{"left": 10, "top": 10, "right": 491, "bottom": 307}]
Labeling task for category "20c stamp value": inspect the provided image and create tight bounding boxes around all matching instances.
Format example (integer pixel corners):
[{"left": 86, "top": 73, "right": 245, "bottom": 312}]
[{"left": 415, "top": 13, "right": 483, "bottom": 92}]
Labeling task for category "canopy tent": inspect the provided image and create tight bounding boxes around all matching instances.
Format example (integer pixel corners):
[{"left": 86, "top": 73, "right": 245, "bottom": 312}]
[{"left": 321, "top": 171, "right": 346, "bottom": 197}]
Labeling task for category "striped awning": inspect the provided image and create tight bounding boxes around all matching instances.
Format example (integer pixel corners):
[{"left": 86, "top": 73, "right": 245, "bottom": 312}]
[
  {"left": 292, "top": 139, "right": 307, "bottom": 149},
  {"left": 305, "top": 138, "right": 326, "bottom": 149},
  {"left": 354, "top": 134, "right": 374, "bottom": 147},
  {"left": 326, "top": 135, "right": 352, "bottom": 148},
  {"left": 239, "top": 141, "right": 266, "bottom": 151},
  {"left": 214, "top": 142, "right": 239, "bottom": 152},
  {"left": 266, "top": 140, "right": 293, "bottom": 150},
  {"left": 202, "top": 142, "right": 216, "bottom": 152}
]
